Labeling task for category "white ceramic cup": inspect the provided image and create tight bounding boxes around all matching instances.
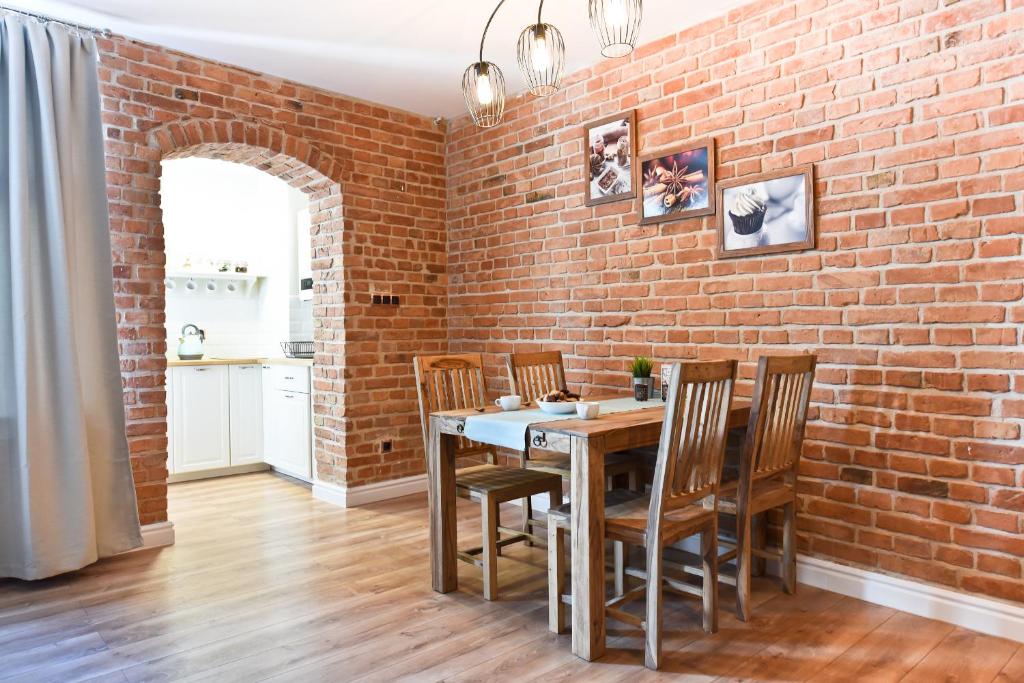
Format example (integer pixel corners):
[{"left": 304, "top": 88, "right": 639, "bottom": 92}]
[
  {"left": 495, "top": 395, "right": 522, "bottom": 411},
  {"left": 576, "top": 401, "right": 600, "bottom": 420}
]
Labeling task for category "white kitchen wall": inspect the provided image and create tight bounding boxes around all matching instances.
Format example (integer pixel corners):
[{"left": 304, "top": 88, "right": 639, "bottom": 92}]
[
  {"left": 290, "top": 204, "right": 315, "bottom": 341},
  {"left": 162, "top": 158, "right": 313, "bottom": 358}
]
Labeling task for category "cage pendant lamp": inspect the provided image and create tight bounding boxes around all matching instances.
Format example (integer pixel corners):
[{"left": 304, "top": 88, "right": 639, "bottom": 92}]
[
  {"left": 589, "top": 0, "right": 643, "bottom": 58},
  {"left": 462, "top": 61, "right": 506, "bottom": 128},
  {"left": 463, "top": 0, "right": 508, "bottom": 128},
  {"left": 516, "top": 1, "right": 565, "bottom": 97}
]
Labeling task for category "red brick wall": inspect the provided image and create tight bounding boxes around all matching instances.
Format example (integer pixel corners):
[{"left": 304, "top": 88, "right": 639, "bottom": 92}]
[
  {"left": 97, "top": 35, "right": 447, "bottom": 524},
  {"left": 447, "top": 0, "right": 1024, "bottom": 602}
]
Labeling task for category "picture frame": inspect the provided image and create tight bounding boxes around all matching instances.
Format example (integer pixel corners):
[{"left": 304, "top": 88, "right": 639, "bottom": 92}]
[
  {"left": 637, "top": 137, "right": 716, "bottom": 225},
  {"left": 716, "top": 165, "right": 815, "bottom": 259},
  {"left": 583, "top": 110, "right": 637, "bottom": 207}
]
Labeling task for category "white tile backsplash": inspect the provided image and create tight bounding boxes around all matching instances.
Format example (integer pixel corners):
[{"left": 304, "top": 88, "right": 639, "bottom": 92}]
[{"left": 289, "top": 296, "right": 314, "bottom": 341}]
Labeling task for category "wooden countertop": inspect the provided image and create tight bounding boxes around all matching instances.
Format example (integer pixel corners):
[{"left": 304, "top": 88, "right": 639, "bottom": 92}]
[{"left": 166, "top": 357, "right": 314, "bottom": 367}]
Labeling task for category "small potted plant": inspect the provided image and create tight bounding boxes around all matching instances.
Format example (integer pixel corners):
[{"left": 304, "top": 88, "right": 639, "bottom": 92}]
[{"left": 631, "top": 356, "right": 654, "bottom": 402}]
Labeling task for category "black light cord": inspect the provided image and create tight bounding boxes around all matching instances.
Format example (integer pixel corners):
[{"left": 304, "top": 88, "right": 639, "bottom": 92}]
[{"left": 478, "top": 0, "right": 510, "bottom": 64}]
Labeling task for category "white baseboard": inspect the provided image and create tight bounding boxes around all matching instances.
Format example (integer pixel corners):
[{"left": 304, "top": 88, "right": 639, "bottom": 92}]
[
  {"left": 347, "top": 474, "right": 426, "bottom": 506},
  {"left": 138, "top": 521, "right": 175, "bottom": 550},
  {"left": 168, "top": 463, "right": 270, "bottom": 483},
  {"left": 312, "top": 473, "right": 426, "bottom": 508},
  {"left": 311, "top": 479, "right": 349, "bottom": 507},
  {"left": 795, "top": 554, "right": 1024, "bottom": 643}
]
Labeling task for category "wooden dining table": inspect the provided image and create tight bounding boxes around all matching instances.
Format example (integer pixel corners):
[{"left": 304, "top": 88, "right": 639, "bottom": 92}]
[{"left": 427, "top": 397, "right": 751, "bottom": 661}]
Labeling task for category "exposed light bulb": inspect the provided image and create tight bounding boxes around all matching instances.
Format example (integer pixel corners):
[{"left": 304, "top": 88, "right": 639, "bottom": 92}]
[
  {"left": 531, "top": 32, "right": 550, "bottom": 71},
  {"left": 606, "top": 0, "right": 628, "bottom": 29},
  {"left": 476, "top": 73, "right": 493, "bottom": 105}
]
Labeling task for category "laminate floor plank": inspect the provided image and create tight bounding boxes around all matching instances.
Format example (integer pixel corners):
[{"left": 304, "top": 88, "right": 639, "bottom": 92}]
[
  {"left": 993, "top": 644, "right": 1024, "bottom": 683},
  {"left": 900, "top": 627, "right": 1020, "bottom": 683},
  {"left": 1, "top": 473, "right": 1018, "bottom": 683},
  {"left": 807, "top": 611, "right": 953, "bottom": 682},
  {"left": 644, "top": 584, "right": 845, "bottom": 680},
  {"left": 712, "top": 595, "right": 897, "bottom": 682}
]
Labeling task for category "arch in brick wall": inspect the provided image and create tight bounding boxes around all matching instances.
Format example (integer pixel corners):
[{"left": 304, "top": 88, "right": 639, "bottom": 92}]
[
  {"left": 149, "top": 119, "right": 348, "bottom": 489},
  {"left": 151, "top": 119, "right": 344, "bottom": 193}
]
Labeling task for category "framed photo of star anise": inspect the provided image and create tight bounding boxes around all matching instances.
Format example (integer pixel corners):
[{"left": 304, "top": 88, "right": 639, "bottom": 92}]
[
  {"left": 637, "top": 138, "right": 716, "bottom": 225},
  {"left": 583, "top": 110, "right": 637, "bottom": 207}
]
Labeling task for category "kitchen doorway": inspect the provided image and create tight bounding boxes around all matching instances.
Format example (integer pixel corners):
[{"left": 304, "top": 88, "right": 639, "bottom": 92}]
[{"left": 160, "top": 157, "right": 318, "bottom": 489}]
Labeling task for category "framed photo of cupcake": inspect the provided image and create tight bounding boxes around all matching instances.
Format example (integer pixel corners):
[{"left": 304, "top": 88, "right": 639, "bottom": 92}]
[
  {"left": 716, "top": 165, "right": 815, "bottom": 259},
  {"left": 638, "top": 138, "right": 716, "bottom": 225},
  {"left": 583, "top": 110, "right": 636, "bottom": 207}
]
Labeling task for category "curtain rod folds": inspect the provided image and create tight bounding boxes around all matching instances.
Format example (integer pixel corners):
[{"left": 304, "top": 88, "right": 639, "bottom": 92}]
[{"left": 0, "top": 5, "right": 113, "bottom": 38}]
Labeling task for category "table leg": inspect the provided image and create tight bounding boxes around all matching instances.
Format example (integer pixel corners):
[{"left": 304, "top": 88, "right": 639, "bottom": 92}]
[
  {"left": 571, "top": 434, "right": 606, "bottom": 661},
  {"left": 428, "top": 418, "right": 457, "bottom": 593}
]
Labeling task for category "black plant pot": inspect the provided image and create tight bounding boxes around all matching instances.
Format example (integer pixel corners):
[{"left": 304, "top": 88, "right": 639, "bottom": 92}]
[{"left": 633, "top": 377, "right": 652, "bottom": 402}]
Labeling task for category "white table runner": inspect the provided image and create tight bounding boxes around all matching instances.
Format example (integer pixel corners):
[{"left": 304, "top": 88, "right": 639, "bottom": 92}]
[{"left": 463, "top": 397, "right": 663, "bottom": 450}]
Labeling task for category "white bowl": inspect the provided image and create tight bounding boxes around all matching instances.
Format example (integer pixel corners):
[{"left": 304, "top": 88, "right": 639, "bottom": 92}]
[{"left": 536, "top": 399, "right": 577, "bottom": 415}]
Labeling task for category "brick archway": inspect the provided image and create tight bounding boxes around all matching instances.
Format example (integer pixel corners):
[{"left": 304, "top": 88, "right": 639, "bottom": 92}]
[{"left": 149, "top": 119, "right": 349, "bottom": 496}]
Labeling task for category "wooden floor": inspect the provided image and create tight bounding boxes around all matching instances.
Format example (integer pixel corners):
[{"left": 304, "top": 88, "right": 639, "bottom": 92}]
[{"left": 1, "top": 473, "right": 1021, "bottom": 682}]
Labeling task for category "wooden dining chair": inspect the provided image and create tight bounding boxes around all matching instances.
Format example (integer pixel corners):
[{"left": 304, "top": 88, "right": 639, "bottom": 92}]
[
  {"left": 504, "top": 350, "right": 568, "bottom": 405},
  {"left": 504, "top": 350, "right": 642, "bottom": 488},
  {"left": 717, "top": 354, "right": 816, "bottom": 622},
  {"left": 414, "top": 353, "right": 563, "bottom": 600},
  {"left": 547, "top": 360, "right": 736, "bottom": 670}
]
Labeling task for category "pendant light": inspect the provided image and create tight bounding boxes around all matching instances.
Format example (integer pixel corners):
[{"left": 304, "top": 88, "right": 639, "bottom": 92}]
[
  {"left": 516, "top": 0, "right": 565, "bottom": 97},
  {"left": 463, "top": 0, "right": 508, "bottom": 128},
  {"left": 589, "top": 0, "right": 643, "bottom": 58},
  {"left": 461, "top": 0, "right": 644, "bottom": 126}
]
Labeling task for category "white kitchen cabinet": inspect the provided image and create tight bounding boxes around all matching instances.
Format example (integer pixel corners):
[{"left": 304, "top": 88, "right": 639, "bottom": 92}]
[
  {"left": 266, "top": 389, "right": 312, "bottom": 480},
  {"left": 170, "top": 365, "right": 231, "bottom": 473},
  {"left": 167, "top": 361, "right": 311, "bottom": 483},
  {"left": 229, "top": 364, "right": 263, "bottom": 465},
  {"left": 166, "top": 370, "right": 175, "bottom": 475},
  {"left": 267, "top": 364, "right": 311, "bottom": 394},
  {"left": 261, "top": 365, "right": 276, "bottom": 462},
  {"left": 262, "top": 364, "right": 312, "bottom": 481}
]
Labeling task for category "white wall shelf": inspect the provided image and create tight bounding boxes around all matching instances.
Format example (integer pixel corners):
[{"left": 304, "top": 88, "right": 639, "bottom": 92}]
[{"left": 165, "top": 271, "right": 263, "bottom": 296}]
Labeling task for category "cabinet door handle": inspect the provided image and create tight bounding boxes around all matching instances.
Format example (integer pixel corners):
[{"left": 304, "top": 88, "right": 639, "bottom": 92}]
[
  {"left": 284, "top": 375, "right": 295, "bottom": 380},
  {"left": 195, "top": 367, "right": 208, "bottom": 372},
  {"left": 283, "top": 394, "right": 294, "bottom": 399}
]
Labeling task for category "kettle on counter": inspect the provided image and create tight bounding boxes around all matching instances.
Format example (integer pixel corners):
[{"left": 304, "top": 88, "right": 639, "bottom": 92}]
[{"left": 177, "top": 323, "right": 206, "bottom": 360}]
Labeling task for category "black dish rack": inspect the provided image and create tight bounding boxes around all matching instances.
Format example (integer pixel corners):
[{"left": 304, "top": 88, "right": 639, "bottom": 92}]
[{"left": 281, "top": 341, "right": 314, "bottom": 359}]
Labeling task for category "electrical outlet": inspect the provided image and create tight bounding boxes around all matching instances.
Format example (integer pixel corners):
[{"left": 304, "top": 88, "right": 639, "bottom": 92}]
[{"left": 371, "top": 292, "right": 401, "bottom": 307}]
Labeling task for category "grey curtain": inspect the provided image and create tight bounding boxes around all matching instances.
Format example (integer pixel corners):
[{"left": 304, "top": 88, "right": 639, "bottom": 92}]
[{"left": 0, "top": 14, "right": 142, "bottom": 580}]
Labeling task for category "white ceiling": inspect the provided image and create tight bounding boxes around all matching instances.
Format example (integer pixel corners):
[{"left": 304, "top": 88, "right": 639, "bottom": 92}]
[{"left": 5, "top": 0, "right": 748, "bottom": 118}]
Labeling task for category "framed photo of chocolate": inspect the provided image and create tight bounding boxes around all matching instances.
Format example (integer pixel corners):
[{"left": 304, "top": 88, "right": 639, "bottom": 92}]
[
  {"left": 716, "top": 165, "right": 815, "bottom": 259},
  {"left": 638, "top": 138, "right": 716, "bottom": 225},
  {"left": 583, "top": 110, "right": 636, "bottom": 207}
]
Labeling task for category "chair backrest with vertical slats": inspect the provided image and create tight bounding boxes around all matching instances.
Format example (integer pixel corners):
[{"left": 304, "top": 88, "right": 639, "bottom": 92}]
[
  {"left": 413, "top": 353, "right": 492, "bottom": 460},
  {"left": 648, "top": 360, "right": 737, "bottom": 529},
  {"left": 741, "top": 354, "right": 817, "bottom": 483},
  {"left": 504, "top": 351, "right": 568, "bottom": 404}
]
